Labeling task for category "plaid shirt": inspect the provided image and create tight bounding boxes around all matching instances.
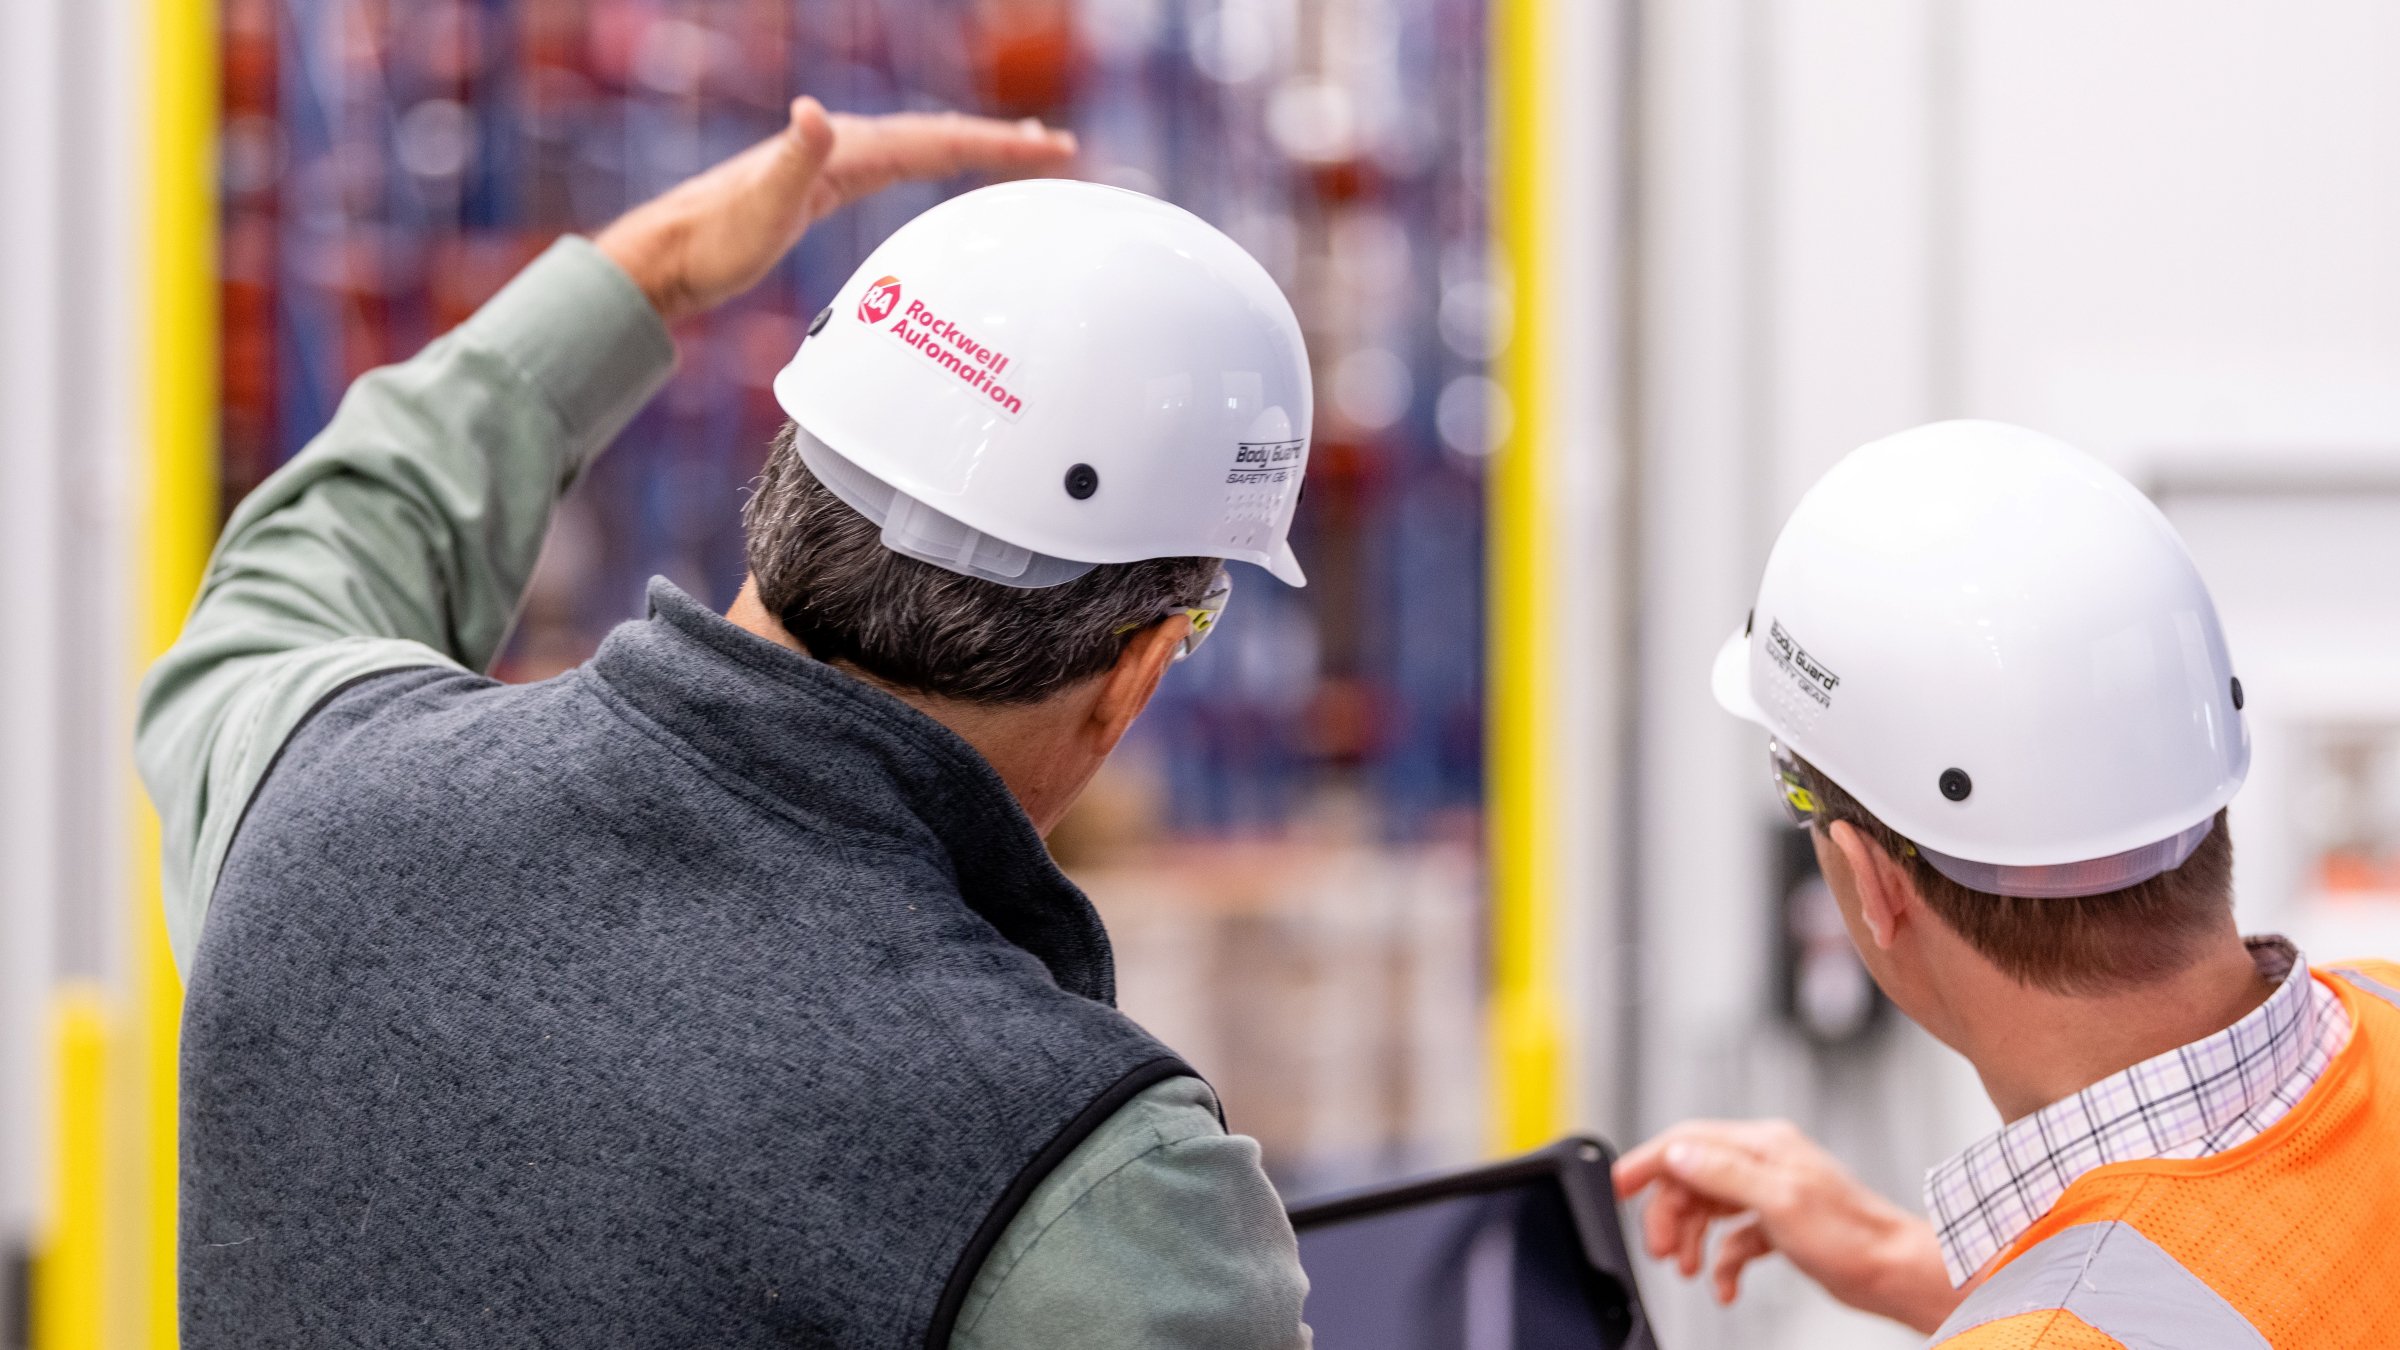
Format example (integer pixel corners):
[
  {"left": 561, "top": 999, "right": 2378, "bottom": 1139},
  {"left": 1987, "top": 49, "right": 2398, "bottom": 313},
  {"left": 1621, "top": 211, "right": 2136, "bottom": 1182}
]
[{"left": 1923, "top": 935, "right": 2351, "bottom": 1284}]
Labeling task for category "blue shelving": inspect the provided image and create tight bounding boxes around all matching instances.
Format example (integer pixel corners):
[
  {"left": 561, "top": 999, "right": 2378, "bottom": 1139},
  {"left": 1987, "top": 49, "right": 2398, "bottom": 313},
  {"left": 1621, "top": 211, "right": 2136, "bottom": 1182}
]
[{"left": 222, "top": 0, "right": 1490, "bottom": 843}]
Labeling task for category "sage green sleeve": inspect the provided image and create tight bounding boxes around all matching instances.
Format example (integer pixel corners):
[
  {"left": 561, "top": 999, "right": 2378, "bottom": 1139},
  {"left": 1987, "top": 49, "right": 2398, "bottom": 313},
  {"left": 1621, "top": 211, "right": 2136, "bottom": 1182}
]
[
  {"left": 133, "top": 237, "right": 676, "bottom": 971},
  {"left": 953, "top": 1076, "right": 1313, "bottom": 1350}
]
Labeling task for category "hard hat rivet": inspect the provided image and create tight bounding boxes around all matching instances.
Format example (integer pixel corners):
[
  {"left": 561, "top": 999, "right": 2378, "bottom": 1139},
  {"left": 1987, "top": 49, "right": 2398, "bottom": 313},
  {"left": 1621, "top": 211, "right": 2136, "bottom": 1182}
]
[
  {"left": 1939, "top": 769, "right": 1972, "bottom": 803},
  {"left": 806, "top": 304, "right": 832, "bottom": 337},
  {"left": 2231, "top": 676, "right": 2245, "bottom": 711},
  {"left": 1065, "top": 464, "right": 1099, "bottom": 500}
]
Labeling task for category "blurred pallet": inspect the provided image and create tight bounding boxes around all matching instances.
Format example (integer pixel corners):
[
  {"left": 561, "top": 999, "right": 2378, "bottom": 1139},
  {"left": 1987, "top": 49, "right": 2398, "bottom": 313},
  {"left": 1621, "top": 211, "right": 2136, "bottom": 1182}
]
[{"left": 1077, "top": 834, "right": 1484, "bottom": 1194}]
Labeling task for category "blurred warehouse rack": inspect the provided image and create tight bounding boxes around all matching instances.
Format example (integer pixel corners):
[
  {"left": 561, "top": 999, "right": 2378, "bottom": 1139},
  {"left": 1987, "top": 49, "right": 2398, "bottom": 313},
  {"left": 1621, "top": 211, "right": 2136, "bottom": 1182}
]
[{"left": 219, "top": 0, "right": 1493, "bottom": 1194}]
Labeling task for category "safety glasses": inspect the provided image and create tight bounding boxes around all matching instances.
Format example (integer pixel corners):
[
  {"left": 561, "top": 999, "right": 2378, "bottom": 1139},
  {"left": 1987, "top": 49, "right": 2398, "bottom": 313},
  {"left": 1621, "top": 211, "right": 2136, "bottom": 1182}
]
[
  {"left": 1118, "top": 566, "right": 1233, "bottom": 663},
  {"left": 1768, "top": 740, "right": 1820, "bottom": 829},
  {"left": 1769, "top": 741, "right": 1919, "bottom": 859}
]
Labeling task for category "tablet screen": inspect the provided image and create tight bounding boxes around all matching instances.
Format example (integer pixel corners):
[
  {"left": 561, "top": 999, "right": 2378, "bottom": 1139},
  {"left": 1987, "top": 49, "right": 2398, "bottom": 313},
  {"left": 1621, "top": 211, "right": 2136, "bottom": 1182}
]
[{"left": 1295, "top": 1172, "right": 1643, "bottom": 1350}]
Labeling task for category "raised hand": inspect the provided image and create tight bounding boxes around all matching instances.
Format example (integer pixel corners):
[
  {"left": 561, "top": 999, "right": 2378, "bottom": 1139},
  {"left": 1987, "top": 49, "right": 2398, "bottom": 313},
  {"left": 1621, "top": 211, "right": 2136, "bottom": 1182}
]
[
  {"left": 1612, "top": 1118, "right": 1964, "bottom": 1333},
  {"left": 594, "top": 98, "right": 1077, "bottom": 325}
]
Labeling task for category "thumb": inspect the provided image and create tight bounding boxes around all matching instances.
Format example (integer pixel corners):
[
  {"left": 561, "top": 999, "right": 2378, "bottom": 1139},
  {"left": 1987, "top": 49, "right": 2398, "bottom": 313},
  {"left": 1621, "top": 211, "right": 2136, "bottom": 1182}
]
[
  {"left": 710, "top": 97, "right": 835, "bottom": 283},
  {"left": 777, "top": 97, "right": 837, "bottom": 178},
  {"left": 1663, "top": 1140, "right": 1779, "bottom": 1211}
]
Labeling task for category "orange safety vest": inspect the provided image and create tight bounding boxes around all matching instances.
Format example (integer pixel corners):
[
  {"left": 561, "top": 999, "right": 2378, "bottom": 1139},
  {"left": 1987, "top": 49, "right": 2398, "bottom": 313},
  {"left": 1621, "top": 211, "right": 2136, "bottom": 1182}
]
[{"left": 1929, "top": 960, "right": 2400, "bottom": 1349}]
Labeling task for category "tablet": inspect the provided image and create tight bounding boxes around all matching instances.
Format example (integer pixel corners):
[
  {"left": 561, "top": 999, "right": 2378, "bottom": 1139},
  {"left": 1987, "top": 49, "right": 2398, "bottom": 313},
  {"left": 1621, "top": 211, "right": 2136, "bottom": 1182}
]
[{"left": 1289, "top": 1137, "right": 1658, "bottom": 1350}]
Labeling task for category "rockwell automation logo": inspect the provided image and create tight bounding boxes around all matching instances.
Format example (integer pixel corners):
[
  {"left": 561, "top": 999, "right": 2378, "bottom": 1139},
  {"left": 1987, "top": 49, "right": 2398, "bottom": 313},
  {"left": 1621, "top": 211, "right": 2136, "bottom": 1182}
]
[
  {"left": 861, "top": 282, "right": 1028, "bottom": 421},
  {"left": 858, "top": 276, "right": 903, "bottom": 325}
]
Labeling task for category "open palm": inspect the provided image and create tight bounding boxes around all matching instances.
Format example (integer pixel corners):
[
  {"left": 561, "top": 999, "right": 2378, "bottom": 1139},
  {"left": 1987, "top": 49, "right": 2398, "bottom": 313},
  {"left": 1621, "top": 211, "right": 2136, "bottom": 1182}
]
[{"left": 596, "top": 98, "right": 1077, "bottom": 325}]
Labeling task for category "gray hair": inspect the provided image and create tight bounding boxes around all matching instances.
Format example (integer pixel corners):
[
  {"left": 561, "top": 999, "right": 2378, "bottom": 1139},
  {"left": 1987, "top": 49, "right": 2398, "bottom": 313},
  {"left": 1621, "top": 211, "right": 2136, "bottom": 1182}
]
[{"left": 742, "top": 421, "right": 1222, "bottom": 704}]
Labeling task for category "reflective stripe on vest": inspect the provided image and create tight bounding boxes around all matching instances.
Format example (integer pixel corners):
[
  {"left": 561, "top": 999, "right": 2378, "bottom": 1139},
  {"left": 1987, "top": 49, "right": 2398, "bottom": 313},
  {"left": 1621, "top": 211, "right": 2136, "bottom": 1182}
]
[
  {"left": 1931, "top": 1221, "right": 2267, "bottom": 1349},
  {"left": 2334, "top": 966, "right": 2400, "bottom": 1012}
]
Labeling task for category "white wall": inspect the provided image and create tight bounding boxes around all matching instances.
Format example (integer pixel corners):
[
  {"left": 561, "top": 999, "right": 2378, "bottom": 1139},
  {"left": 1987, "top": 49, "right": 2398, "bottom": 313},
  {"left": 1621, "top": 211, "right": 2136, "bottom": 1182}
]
[
  {"left": 0, "top": 0, "right": 141, "bottom": 1323},
  {"left": 1955, "top": 0, "right": 2400, "bottom": 458},
  {"left": 1618, "top": 2, "right": 2400, "bottom": 1346},
  {"left": 1951, "top": 0, "right": 2400, "bottom": 957},
  {"left": 1628, "top": 2, "right": 1985, "bottom": 1344},
  {"left": 0, "top": 0, "right": 71, "bottom": 1283}
]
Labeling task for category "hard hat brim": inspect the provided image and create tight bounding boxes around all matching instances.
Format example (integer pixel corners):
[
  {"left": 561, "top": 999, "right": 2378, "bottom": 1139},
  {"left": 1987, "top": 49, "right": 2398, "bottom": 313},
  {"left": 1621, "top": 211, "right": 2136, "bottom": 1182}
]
[
  {"left": 788, "top": 410, "right": 1313, "bottom": 589},
  {"left": 1711, "top": 627, "right": 1766, "bottom": 727},
  {"left": 1264, "top": 540, "right": 1308, "bottom": 587}
]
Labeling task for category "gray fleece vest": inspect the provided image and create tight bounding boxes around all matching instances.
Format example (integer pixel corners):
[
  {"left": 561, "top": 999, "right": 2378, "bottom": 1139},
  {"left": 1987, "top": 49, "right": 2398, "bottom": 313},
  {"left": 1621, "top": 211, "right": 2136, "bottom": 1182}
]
[{"left": 178, "top": 579, "right": 1189, "bottom": 1349}]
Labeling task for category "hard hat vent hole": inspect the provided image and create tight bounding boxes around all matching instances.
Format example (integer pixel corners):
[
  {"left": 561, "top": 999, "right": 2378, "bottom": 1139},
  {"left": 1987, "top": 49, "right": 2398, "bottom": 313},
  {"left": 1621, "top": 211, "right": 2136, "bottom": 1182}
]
[
  {"left": 2231, "top": 676, "right": 2246, "bottom": 711},
  {"left": 1065, "top": 464, "right": 1099, "bottom": 500},
  {"left": 1939, "top": 769, "right": 1973, "bottom": 803},
  {"left": 1744, "top": 609, "right": 1754, "bottom": 637},
  {"left": 807, "top": 304, "right": 832, "bottom": 337}
]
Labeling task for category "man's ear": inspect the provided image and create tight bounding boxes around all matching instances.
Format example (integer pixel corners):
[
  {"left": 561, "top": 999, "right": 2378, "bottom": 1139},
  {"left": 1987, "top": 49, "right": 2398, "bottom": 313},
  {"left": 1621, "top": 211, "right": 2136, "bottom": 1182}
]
[
  {"left": 1826, "top": 820, "right": 1914, "bottom": 950},
  {"left": 1088, "top": 617, "right": 1189, "bottom": 756}
]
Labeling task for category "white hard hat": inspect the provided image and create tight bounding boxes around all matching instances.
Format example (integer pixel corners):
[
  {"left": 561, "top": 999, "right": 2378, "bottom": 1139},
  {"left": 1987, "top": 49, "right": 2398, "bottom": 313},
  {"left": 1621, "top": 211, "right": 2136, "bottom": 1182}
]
[
  {"left": 1712, "top": 420, "right": 2250, "bottom": 898},
  {"left": 773, "top": 179, "right": 1311, "bottom": 589}
]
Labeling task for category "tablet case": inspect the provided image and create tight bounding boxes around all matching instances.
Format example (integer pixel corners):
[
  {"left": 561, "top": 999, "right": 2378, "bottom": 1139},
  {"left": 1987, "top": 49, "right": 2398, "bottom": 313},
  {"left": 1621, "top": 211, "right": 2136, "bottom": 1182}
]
[{"left": 1289, "top": 1136, "right": 1659, "bottom": 1350}]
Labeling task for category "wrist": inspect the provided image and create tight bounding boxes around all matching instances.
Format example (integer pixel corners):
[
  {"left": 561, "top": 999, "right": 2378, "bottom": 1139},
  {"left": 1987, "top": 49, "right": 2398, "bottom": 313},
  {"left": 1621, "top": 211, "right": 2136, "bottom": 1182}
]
[
  {"left": 1863, "top": 1213, "right": 1962, "bottom": 1334},
  {"left": 591, "top": 218, "right": 689, "bottom": 323}
]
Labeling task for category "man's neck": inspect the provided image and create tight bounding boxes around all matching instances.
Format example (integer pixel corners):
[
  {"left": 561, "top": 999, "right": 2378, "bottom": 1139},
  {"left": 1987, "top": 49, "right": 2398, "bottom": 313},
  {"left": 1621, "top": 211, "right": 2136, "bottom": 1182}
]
[{"left": 1956, "top": 932, "right": 2274, "bottom": 1121}]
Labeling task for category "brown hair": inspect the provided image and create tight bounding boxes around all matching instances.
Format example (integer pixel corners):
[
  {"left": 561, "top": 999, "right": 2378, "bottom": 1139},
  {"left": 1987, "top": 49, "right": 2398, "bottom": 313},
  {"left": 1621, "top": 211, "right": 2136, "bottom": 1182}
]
[{"left": 1792, "top": 756, "right": 2234, "bottom": 996}]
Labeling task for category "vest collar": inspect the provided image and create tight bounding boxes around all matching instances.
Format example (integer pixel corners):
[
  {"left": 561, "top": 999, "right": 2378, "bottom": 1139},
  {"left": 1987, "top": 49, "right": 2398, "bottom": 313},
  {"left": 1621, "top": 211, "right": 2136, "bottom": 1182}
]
[{"left": 585, "top": 577, "right": 1116, "bottom": 1004}]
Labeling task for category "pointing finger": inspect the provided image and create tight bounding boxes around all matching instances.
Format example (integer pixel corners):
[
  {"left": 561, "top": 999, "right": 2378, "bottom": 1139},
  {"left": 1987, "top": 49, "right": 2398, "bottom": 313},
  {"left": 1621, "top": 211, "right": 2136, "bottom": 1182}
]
[
  {"left": 1616, "top": 1119, "right": 1769, "bottom": 1198},
  {"left": 1663, "top": 1138, "right": 1784, "bottom": 1214},
  {"left": 1614, "top": 1141, "right": 1668, "bottom": 1199}
]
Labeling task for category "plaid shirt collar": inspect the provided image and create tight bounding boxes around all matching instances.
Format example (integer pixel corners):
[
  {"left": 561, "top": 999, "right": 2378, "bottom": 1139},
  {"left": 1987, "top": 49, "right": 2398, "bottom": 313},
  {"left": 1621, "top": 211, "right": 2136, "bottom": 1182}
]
[{"left": 1923, "top": 935, "right": 2350, "bottom": 1285}]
